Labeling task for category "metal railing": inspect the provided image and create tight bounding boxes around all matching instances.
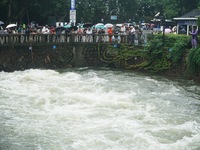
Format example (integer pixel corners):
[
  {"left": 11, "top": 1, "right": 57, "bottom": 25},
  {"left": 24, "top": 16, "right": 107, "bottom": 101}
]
[{"left": 0, "top": 32, "right": 152, "bottom": 45}]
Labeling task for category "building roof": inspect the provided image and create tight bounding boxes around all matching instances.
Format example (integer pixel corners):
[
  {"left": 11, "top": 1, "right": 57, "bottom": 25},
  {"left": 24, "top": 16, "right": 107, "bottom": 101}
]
[{"left": 180, "top": 9, "right": 200, "bottom": 18}]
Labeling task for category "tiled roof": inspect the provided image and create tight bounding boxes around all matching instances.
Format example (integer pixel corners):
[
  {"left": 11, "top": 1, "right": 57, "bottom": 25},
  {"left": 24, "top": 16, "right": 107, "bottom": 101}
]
[{"left": 180, "top": 9, "right": 200, "bottom": 18}]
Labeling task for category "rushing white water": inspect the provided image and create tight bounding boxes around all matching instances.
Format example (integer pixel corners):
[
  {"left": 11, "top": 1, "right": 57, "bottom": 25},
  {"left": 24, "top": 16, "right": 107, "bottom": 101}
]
[{"left": 0, "top": 68, "right": 200, "bottom": 150}]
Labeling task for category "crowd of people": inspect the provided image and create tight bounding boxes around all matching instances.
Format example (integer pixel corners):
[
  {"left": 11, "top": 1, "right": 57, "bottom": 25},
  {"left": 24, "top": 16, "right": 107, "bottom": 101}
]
[
  {"left": 67, "top": 24, "right": 144, "bottom": 44},
  {"left": 1, "top": 21, "right": 198, "bottom": 48},
  {"left": 0, "top": 22, "right": 147, "bottom": 44}
]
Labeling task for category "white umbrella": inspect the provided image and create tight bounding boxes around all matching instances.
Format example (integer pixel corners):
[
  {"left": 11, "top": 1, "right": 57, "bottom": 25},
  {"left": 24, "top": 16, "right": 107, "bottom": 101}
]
[
  {"left": 6, "top": 24, "right": 17, "bottom": 28},
  {"left": 104, "top": 23, "right": 113, "bottom": 28},
  {"left": 116, "top": 24, "right": 123, "bottom": 27}
]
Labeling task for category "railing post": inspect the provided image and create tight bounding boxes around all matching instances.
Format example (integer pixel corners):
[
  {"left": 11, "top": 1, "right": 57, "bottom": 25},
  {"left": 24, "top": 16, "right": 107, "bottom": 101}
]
[
  {"left": 0, "top": 35, "right": 5, "bottom": 44},
  {"left": 20, "top": 35, "right": 24, "bottom": 43}
]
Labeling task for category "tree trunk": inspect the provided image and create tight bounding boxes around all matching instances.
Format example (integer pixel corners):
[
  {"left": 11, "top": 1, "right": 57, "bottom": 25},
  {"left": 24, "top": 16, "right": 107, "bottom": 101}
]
[{"left": 7, "top": 0, "right": 13, "bottom": 23}]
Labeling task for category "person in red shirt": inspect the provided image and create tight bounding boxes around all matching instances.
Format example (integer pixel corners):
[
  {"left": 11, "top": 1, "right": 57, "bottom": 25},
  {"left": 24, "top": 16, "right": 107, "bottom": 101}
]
[
  {"left": 50, "top": 26, "right": 56, "bottom": 34},
  {"left": 107, "top": 27, "right": 113, "bottom": 43}
]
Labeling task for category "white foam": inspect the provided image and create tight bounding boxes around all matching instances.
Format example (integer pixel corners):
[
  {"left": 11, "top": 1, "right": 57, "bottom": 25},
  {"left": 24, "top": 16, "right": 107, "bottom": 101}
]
[{"left": 0, "top": 69, "right": 200, "bottom": 149}]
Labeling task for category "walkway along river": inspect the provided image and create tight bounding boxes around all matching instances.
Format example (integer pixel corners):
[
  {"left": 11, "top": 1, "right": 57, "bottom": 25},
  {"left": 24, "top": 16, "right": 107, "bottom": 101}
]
[{"left": 0, "top": 68, "right": 200, "bottom": 149}]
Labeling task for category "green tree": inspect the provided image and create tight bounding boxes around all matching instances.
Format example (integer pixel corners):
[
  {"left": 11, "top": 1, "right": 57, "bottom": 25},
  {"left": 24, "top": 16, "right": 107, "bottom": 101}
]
[{"left": 0, "top": 0, "right": 199, "bottom": 25}]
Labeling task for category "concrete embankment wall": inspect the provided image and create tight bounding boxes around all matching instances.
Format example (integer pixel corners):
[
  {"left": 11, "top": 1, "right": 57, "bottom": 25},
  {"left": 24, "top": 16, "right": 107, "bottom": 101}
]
[
  {"left": 0, "top": 42, "right": 199, "bottom": 83},
  {"left": 0, "top": 43, "right": 108, "bottom": 72}
]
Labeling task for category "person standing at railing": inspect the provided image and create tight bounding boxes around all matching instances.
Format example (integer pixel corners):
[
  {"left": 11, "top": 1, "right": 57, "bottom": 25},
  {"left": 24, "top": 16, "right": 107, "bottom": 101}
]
[
  {"left": 130, "top": 26, "right": 136, "bottom": 44},
  {"left": 120, "top": 24, "right": 126, "bottom": 43},
  {"left": 42, "top": 25, "right": 50, "bottom": 34},
  {"left": 41, "top": 25, "right": 50, "bottom": 43},
  {"left": 50, "top": 26, "right": 56, "bottom": 34},
  {"left": 108, "top": 27, "right": 113, "bottom": 43},
  {"left": 81, "top": 28, "right": 86, "bottom": 42},
  {"left": 112, "top": 25, "right": 119, "bottom": 43},
  {"left": 189, "top": 26, "right": 198, "bottom": 49},
  {"left": 127, "top": 27, "right": 131, "bottom": 44},
  {"left": 22, "top": 23, "right": 26, "bottom": 34},
  {"left": 65, "top": 28, "right": 70, "bottom": 42},
  {"left": 92, "top": 28, "right": 97, "bottom": 42},
  {"left": 97, "top": 29, "right": 104, "bottom": 42},
  {"left": 135, "top": 25, "right": 141, "bottom": 45},
  {"left": 69, "top": 28, "right": 76, "bottom": 42},
  {"left": 77, "top": 27, "right": 83, "bottom": 42},
  {"left": 101, "top": 28, "right": 106, "bottom": 42},
  {"left": 86, "top": 27, "right": 92, "bottom": 42},
  {"left": 74, "top": 29, "right": 78, "bottom": 42},
  {"left": 137, "top": 26, "right": 143, "bottom": 44},
  {"left": 17, "top": 25, "right": 22, "bottom": 34}
]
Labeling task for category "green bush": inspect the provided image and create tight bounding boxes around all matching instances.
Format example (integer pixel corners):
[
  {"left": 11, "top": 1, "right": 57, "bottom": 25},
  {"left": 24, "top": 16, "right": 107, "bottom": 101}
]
[
  {"left": 98, "top": 34, "right": 200, "bottom": 76},
  {"left": 138, "top": 34, "right": 193, "bottom": 72},
  {"left": 187, "top": 47, "right": 200, "bottom": 75}
]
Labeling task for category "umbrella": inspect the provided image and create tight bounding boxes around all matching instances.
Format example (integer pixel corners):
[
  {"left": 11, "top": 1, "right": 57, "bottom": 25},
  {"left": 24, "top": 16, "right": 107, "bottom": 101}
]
[
  {"left": 95, "top": 23, "right": 104, "bottom": 26},
  {"left": 129, "top": 23, "right": 136, "bottom": 26},
  {"left": 69, "top": 26, "right": 78, "bottom": 31},
  {"left": 95, "top": 23, "right": 104, "bottom": 29},
  {"left": 116, "top": 24, "right": 123, "bottom": 27},
  {"left": 83, "top": 22, "right": 93, "bottom": 28},
  {"left": 0, "top": 21, "right": 4, "bottom": 25},
  {"left": 104, "top": 23, "right": 113, "bottom": 28},
  {"left": 6, "top": 24, "right": 17, "bottom": 28},
  {"left": 77, "top": 23, "right": 84, "bottom": 28},
  {"left": 55, "top": 26, "right": 66, "bottom": 31},
  {"left": 64, "top": 24, "right": 71, "bottom": 28}
]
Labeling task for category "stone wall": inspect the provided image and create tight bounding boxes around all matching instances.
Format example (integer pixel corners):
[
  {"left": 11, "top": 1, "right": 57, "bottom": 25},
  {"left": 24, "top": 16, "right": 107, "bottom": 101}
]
[
  {"left": 0, "top": 43, "right": 108, "bottom": 72},
  {"left": 0, "top": 42, "right": 199, "bottom": 83}
]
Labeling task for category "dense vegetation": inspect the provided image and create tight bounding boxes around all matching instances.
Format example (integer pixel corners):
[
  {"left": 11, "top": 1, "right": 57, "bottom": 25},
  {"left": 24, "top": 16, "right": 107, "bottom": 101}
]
[
  {"left": 0, "top": 0, "right": 199, "bottom": 25},
  {"left": 98, "top": 34, "right": 200, "bottom": 79}
]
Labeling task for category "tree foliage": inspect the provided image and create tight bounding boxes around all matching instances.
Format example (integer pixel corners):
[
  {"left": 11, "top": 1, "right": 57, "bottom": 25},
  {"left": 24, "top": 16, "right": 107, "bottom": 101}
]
[{"left": 0, "top": 0, "right": 199, "bottom": 25}]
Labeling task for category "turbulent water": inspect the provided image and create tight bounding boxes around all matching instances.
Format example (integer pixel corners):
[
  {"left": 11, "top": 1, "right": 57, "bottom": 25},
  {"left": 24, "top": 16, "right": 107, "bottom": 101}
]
[{"left": 0, "top": 68, "right": 200, "bottom": 150}]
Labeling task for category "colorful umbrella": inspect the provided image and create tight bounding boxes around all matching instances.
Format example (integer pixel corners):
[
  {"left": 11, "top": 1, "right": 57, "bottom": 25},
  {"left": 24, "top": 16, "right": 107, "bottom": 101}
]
[
  {"left": 95, "top": 23, "right": 104, "bottom": 29},
  {"left": 64, "top": 24, "right": 71, "bottom": 28}
]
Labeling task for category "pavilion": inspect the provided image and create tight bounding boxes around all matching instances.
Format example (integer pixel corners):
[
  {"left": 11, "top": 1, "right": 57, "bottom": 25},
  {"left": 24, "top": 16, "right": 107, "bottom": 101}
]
[{"left": 173, "top": 9, "right": 200, "bottom": 35}]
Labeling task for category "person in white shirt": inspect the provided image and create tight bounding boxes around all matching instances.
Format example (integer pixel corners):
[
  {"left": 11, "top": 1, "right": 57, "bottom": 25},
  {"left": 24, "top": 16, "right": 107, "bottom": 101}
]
[
  {"left": 41, "top": 25, "right": 50, "bottom": 34},
  {"left": 130, "top": 26, "right": 136, "bottom": 44},
  {"left": 86, "top": 27, "right": 92, "bottom": 42},
  {"left": 120, "top": 24, "right": 126, "bottom": 42}
]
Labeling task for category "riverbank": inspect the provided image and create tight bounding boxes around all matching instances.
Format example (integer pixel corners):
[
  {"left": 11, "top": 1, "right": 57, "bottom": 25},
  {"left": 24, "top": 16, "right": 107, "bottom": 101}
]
[
  {"left": 97, "top": 34, "right": 200, "bottom": 83},
  {"left": 0, "top": 34, "right": 200, "bottom": 83}
]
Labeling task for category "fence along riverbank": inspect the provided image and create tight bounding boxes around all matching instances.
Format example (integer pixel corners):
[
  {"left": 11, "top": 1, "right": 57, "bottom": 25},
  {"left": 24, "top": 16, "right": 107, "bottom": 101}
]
[{"left": 0, "top": 31, "right": 152, "bottom": 45}]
